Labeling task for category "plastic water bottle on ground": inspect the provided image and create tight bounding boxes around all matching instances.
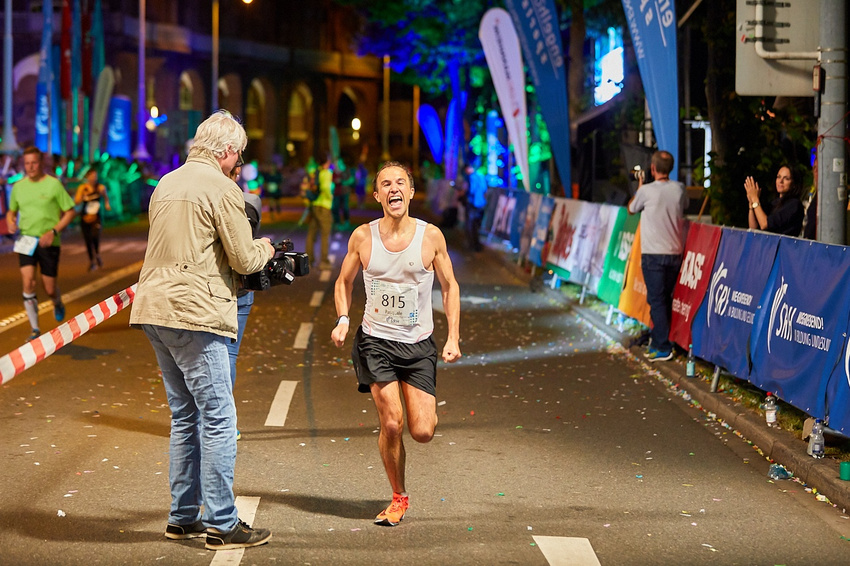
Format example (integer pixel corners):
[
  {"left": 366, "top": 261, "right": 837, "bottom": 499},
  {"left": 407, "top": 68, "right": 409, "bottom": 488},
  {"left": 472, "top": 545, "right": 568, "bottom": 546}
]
[
  {"left": 808, "top": 418, "right": 825, "bottom": 459},
  {"left": 686, "top": 344, "right": 695, "bottom": 378},
  {"left": 763, "top": 393, "right": 777, "bottom": 428}
]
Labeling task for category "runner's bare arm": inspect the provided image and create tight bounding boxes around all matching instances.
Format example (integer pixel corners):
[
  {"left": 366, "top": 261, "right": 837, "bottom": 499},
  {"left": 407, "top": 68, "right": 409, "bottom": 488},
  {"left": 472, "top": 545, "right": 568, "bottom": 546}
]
[
  {"left": 427, "top": 224, "right": 461, "bottom": 363},
  {"left": 332, "top": 224, "right": 368, "bottom": 347},
  {"left": 5, "top": 209, "right": 16, "bottom": 233}
]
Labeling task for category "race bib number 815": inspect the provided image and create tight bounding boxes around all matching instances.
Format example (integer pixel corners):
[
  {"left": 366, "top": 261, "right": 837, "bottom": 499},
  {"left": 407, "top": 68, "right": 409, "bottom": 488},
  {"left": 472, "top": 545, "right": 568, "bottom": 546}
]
[{"left": 370, "top": 280, "right": 419, "bottom": 326}]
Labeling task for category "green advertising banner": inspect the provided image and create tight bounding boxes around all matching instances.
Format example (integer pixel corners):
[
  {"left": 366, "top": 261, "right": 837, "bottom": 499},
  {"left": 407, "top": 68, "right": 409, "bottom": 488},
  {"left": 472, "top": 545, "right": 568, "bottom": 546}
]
[{"left": 596, "top": 209, "right": 640, "bottom": 306}]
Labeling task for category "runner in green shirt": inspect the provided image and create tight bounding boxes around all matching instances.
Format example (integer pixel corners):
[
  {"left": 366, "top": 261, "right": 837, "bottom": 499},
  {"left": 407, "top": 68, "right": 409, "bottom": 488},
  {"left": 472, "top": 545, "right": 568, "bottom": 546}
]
[{"left": 5, "top": 146, "right": 76, "bottom": 342}]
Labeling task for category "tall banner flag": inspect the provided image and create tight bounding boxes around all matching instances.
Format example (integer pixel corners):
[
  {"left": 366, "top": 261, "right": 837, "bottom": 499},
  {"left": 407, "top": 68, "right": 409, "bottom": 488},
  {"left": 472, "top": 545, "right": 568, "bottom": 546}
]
[
  {"left": 669, "top": 222, "right": 721, "bottom": 349},
  {"left": 479, "top": 9, "right": 530, "bottom": 189},
  {"left": 505, "top": 0, "right": 571, "bottom": 192},
  {"left": 621, "top": 0, "right": 680, "bottom": 179},
  {"left": 91, "top": 0, "right": 105, "bottom": 83},
  {"left": 417, "top": 104, "right": 443, "bottom": 164},
  {"left": 90, "top": 66, "right": 115, "bottom": 161},
  {"left": 60, "top": 0, "right": 71, "bottom": 101},
  {"left": 82, "top": 0, "right": 93, "bottom": 97},
  {"left": 749, "top": 238, "right": 850, "bottom": 417},
  {"left": 105, "top": 96, "right": 133, "bottom": 159},
  {"left": 36, "top": 0, "right": 58, "bottom": 154},
  {"left": 690, "top": 229, "right": 780, "bottom": 379}
]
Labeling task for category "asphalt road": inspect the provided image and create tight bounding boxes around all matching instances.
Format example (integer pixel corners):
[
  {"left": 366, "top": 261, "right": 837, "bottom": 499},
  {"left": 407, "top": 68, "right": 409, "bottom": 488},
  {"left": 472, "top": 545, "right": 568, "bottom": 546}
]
[{"left": 1, "top": 202, "right": 849, "bottom": 565}]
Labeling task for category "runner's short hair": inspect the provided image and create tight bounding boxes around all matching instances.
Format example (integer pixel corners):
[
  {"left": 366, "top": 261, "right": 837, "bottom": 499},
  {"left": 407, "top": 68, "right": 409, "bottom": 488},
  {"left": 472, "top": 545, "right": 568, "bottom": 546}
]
[{"left": 373, "top": 161, "right": 414, "bottom": 192}]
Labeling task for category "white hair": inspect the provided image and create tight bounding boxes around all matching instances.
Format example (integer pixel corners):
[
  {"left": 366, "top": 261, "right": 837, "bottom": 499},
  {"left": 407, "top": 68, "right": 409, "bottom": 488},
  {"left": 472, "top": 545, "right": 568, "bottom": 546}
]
[{"left": 188, "top": 110, "right": 247, "bottom": 160}]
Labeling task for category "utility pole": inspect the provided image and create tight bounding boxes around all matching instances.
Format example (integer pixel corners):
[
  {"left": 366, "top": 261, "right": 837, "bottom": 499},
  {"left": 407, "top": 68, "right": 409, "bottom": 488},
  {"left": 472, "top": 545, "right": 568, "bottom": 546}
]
[
  {"left": 817, "top": 0, "right": 847, "bottom": 244},
  {"left": 0, "top": 0, "right": 20, "bottom": 155}
]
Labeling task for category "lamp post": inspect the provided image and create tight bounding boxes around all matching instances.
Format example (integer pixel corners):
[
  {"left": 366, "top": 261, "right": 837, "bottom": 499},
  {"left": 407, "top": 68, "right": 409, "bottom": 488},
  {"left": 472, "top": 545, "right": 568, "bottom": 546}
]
[
  {"left": 132, "top": 0, "right": 149, "bottom": 160},
  {"left": 212, "top": 0, "right": 253, "bottom": 113},
  {"left": 0, "top": 0, "right": 20, "bottom": 154}
]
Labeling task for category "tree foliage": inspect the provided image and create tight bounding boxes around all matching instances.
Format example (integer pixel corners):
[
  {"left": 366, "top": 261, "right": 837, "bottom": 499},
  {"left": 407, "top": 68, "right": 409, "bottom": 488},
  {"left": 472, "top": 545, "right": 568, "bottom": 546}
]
[{"left": 337, "top": 0, "right": 492, "bottom": 94}]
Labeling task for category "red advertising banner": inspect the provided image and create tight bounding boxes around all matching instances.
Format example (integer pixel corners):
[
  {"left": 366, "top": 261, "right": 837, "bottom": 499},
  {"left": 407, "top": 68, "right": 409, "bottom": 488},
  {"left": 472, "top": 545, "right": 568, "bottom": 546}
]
[
  {"left": 618, "top": 223, "right": 652, "bottom": 327},
  {"left": 669, "top": 222, "right": 722, "bottom": 349}
]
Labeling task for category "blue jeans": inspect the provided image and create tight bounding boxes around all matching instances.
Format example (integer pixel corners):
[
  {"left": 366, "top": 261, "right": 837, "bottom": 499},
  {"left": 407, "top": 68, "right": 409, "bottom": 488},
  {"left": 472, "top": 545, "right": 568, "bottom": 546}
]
[
  {"left": 141, "top": 324, "right": 238, "bottom": 532},
  {"left": 641, "top": 254, "right": 682, "bottom": 354},
  {"left": 226, "top": 292, "right": 254, "bottom": 389}
]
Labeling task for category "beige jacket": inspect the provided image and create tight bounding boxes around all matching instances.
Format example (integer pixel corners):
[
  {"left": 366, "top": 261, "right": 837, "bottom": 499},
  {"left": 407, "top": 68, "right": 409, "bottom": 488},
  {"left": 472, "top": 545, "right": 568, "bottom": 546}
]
[{"left": 129, "top": 154, "right": 272, "bottom": 339}]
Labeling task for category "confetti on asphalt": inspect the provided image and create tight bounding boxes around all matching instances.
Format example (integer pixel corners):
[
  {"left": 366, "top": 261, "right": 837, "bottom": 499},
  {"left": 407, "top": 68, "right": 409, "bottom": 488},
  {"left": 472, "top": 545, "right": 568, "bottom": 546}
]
[{"left": 57, "top": 510, "right": 66, "bottom": 517}]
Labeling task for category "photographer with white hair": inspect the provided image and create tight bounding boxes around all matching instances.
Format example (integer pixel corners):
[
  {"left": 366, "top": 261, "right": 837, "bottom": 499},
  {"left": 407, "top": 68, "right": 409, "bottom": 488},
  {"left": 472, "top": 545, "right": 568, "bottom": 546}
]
[{"left": 130, "top": 110, "right": 275, "bottom": 551}]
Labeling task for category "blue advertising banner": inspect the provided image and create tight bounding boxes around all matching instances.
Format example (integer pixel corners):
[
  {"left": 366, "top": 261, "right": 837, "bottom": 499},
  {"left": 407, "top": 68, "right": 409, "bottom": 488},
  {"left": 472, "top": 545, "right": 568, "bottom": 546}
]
[
  {"left": 749, "top": 238, "right": 850, "bottom": 415},
  {"left": 491, "top": 190, "right": 519, "bottom": 242},
  {"left": 528, "top": 196, "right": 555, "bottom": 266},
  {"left": 505, "top": 0, "right": 571, "bottom": 190},
  {"left": 105, "top": 96, "right": 132, "bottom": 159},
  {"left": 621, "top": 0, "right": 679, "bottom": 179},
  {"left": 822, "top": 318, "right": 850, "bottom": 432},
  {"left": 691, "top": 229, "right": 780, "bottom": 378},
  {"left": 509, "top": 190, "right": 531, "bottom": 248}
]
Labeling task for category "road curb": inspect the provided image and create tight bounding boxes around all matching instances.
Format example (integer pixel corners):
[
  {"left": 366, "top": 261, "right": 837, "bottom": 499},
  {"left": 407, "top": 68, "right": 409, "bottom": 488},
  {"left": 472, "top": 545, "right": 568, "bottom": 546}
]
[{"left": 486, "top": 244, "right": 850, "bottom": 514}]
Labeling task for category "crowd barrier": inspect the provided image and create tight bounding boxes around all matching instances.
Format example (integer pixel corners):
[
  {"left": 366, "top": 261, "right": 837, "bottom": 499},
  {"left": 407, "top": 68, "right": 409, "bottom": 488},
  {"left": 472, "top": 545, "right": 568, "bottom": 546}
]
[
  {"left": 0, "top": 284, "right": 137, "bottom": 385},
  {"left": 482, "top": 188, "right": 850, "bottom": 433}
]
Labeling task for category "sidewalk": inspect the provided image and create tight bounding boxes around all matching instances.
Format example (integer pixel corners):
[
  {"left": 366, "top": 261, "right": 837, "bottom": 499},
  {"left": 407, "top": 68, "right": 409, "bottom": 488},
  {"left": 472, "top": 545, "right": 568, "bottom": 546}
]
[{"left": 479, "top": 235, "right": 850, "bottom": 515}]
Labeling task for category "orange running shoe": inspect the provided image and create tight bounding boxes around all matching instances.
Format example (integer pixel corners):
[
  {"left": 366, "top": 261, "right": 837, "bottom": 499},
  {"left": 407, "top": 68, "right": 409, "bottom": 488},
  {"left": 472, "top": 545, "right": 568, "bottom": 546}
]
[{"left": 375, "top": 493, "right": 409, "bottom": 526}]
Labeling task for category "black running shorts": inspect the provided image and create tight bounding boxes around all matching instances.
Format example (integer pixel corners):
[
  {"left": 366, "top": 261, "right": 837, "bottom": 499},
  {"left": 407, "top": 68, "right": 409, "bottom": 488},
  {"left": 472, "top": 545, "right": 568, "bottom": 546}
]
[
  {"left": 18, "top": 245, "right": 61, "bottom": 277},
  {"left": 351, "top": 326, "right": 437, "bottom": 396}
]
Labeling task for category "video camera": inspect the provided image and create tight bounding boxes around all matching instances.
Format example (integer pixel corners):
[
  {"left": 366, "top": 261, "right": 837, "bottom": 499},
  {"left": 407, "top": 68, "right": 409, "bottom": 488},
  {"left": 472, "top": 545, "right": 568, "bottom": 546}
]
[
  {"left": 629, "top": 165, "right": 652, "bottom": 183},
  {"left": 241, "top": 239, "right": 310, "bottom": 291}
]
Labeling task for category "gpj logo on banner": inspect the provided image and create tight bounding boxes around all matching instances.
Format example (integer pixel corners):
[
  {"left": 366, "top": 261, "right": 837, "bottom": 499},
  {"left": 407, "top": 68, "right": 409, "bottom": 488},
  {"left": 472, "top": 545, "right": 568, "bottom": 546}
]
[{"left": 767, "top": 276, "right": 831, "bottom": 355}]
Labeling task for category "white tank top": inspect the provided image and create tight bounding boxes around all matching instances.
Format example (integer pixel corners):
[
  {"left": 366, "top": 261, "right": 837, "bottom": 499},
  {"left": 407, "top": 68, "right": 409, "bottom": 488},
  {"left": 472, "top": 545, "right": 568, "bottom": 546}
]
[{"left": 361, "top": 218, "right": 435, "bottom": 343}]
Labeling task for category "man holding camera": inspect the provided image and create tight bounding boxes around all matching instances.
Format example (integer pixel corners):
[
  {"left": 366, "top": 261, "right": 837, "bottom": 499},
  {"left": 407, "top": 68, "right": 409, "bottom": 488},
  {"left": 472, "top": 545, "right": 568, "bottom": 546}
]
[
  {"left": 627, "top": 150, "right": 688, "bottom": 362},
  {"left": 331, "top": 161, "right": 461, "bottom": 527},
  {"left": 130, "top": 111, "right": 275, "bottom": 551}
]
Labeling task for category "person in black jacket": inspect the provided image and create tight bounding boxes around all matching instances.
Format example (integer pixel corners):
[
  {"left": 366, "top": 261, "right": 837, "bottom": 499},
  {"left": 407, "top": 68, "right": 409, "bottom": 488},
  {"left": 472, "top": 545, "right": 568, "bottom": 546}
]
[{"left": 744, "top": 165, "right": 804, "bottom": 236}]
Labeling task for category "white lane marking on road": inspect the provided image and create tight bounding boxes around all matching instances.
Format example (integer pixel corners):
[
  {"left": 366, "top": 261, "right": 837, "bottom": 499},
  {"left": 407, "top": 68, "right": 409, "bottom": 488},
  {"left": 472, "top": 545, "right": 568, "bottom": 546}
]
[
  {"left": 264, "top": 381, "right": 298, "bottom": 427},
  {"left": 293, "top": 322, "right": 313, "bottom": 350},
  {"left": 209, "top": 496, "right": 262, "bottom": 566},
  {"left": 0, "top": 260, "right": 144, "bottom": 333},
  {"left": 309, "top": 291, "right": 324, "bottom": 307},
  {"left": 533, "top": 536, "right": 602, "bottom": 566},
  {"left": 319, "top": 270, "right": 332, "bottom": 282}
]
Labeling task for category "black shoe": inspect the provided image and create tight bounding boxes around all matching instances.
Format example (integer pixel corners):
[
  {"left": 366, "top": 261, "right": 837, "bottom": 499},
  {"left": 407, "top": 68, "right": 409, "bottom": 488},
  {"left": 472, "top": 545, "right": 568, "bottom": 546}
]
[
  {"left": 205, "top": 519, "right": 271, "bottom": 551},
  {"left": 165, "top": 519, "right": 206, "bottom": 540}
]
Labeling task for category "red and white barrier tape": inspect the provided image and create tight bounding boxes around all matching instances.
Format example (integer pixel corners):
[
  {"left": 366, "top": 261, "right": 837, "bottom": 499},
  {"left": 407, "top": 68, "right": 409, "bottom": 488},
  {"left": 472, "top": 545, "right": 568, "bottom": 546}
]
[{"left": 0, "top": 284, "right": 137, "bottom": 385}]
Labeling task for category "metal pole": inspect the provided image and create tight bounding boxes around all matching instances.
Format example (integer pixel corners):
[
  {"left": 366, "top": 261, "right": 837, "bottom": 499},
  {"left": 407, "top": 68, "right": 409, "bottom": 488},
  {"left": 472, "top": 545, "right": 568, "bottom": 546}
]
[
  {"left": 0, "top": 0, "right": 20, "bottom": 154},
  {"left": 132, "top": 0, "right": 149, "bottom": 160},
  {"left": 817, "top": 0, "right": 847, "bottom": 244},
  {"left": 381, "top": 55, "right": 390, "bottom": 162},
  {"left": 412, "top": 84, "right": 420, "bottom": 178},
  {"left": 212, "top": 0, "right": 219, "bottom": 112}
]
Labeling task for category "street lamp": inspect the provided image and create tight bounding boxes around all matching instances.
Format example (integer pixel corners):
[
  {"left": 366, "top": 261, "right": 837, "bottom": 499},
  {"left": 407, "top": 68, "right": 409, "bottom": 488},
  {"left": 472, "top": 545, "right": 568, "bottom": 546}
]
[
  {"left": 132, "top": 0, "right": 150, "bottom": 160},
  {"left": 212, "top": 0, "right": 254, "bottom": 112},
  {"left": 0, "top": 0, "right": 20, "bottom": 154}
]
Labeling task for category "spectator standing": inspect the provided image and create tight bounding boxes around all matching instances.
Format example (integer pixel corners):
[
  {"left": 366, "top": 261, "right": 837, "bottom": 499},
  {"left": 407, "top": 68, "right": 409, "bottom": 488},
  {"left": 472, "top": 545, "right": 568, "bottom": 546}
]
[
  {"left": 354, "top": 158, "right": 368, "bottom": 208},
  {"left": 744, "top": 165, "right": 805, "bottom": 236},
  {"left": 5, "top": 146, "right": 76, "bottom": 342},
  {"left": 627, "top": 150, "right": 688, "bottom": 362},
  {"left": 74, "top": 168, "right": 112, "bottom": 271},
  {"left": 129, "top": 111, "right": 275, "bottom": 551},
  {"left": 331, "top": 159, "right": 353, "bottom": 230},
  {"left": 465, "top": 165, "right": 487, "bottom": 252},
  {"left": 306, "top": 155, "right": 334, "bottom": 269}
]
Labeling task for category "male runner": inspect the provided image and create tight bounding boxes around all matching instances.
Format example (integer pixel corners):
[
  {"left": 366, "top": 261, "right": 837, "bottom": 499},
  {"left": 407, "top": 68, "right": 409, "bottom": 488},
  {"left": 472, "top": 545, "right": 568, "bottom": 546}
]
[{"left": 331, "top": 161, "right": 461, "bottom": 526}]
